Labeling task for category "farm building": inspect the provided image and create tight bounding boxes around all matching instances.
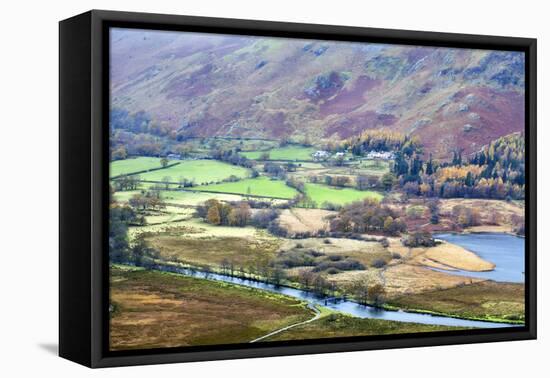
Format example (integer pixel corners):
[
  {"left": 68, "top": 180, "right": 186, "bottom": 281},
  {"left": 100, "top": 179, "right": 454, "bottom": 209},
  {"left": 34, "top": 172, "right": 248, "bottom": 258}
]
[
  {"left": 312, "top": 150, "right": 330, "bottom": 160},
  {"left": 365, "top": 151, "right": 395, "bottom": 160}
]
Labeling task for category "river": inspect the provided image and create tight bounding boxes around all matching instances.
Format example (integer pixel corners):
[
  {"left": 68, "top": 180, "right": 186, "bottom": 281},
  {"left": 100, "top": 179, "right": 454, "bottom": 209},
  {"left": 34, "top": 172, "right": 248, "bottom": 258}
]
[
  {"left": 433, "top": 232, "right": 525, "bottom": 283},
  {"left": 151, "top": 263, "right": 518, "bottom": 329}
]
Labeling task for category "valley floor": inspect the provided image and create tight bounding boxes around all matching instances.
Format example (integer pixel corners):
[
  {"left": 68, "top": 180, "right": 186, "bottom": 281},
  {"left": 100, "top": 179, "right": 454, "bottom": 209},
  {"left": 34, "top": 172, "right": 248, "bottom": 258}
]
[
  {"left": 109, "top": 154, "right": 525, "bottom": 350},
  {"left": 110, "top": 265, "right": 467, "bottom": 350}
]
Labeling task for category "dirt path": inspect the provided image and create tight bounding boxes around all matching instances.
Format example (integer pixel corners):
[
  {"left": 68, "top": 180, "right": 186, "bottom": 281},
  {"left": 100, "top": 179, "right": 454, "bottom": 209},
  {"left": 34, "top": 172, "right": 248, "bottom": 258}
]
[{"left": 249, "top": 304, "right": 321, "bottom": 343}]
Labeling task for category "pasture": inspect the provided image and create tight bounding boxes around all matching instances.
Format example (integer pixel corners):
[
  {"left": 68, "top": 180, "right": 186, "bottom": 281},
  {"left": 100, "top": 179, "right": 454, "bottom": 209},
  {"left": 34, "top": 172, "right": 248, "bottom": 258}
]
[
  {"left": 112, "top": 189, "right": 246, "bottom": 206},
  {"left": 304, "top": 183, "right": 383, "bottom": 207},
  {"left": 138, "top": 159, "right": 250, "bottom": 185},
  {"left": 240, "top": 146, "right": 316, "bottom": 161},
  {"left": 110, "top": 157, "right": 164, "bottom": 177},
  {"left": 193, "top": 176, "right": 298, "bottom": 199},
  {"left": 355, "top": 159, "right": 391, "bottom": 175},
  {"left": 159, "top": 191, "right": 246, "bottom": 206}
]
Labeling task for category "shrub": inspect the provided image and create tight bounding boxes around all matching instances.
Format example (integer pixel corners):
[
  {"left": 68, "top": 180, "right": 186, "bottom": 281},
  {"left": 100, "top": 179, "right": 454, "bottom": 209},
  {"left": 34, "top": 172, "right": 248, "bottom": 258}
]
[
  {"left": 313, "top": 258, "right": 365, "bottom": 273},
  {"left": 273, "top": 249, "right": 322, "bottom": 268},
  {"left": 406, "top": 205, "right": 426, "bottom": 220},
  {"left": 452, "top": 205, "right": 481, "bottom": 227},
  {"left": 371, "top": 259, "right": 387, "bottom": 268},
  {"left": 308, "top": 249, "right": 325, "bottom": 258},
  {"left": 267, "top": 220, "right": 288, "bottom": 237},
  {"left": 367, "top": 283, "right": 387, "bottom": 305},
  {"left": 511, "top": 214, "right": 525, "bottom": 235},
  {"left": 245, "top": 199, "right": 271, "bottom": 209},
  {"left": 402, "top": 232, "right": 436, "bottom": 247},
  {"left": 250, "top": 209, "right": 279, "bottom": 228},
  {"left": 322, "top": 202, "right": 342, "bottom": 211}
]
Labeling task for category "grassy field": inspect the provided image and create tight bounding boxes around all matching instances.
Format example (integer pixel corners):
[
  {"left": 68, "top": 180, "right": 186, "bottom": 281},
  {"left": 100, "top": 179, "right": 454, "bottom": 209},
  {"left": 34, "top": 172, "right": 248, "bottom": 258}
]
[
  {"left": 143, "top": 207, "right": 192, "bottom": 225},
  {"left": 263, "top": 312, "right": 466, "bottom": 342},
  {"left": 388, "top": 281, "right": 525, "bottom": 323},
  {"left": 194, "top": 176, "right": 298, "bottom": 199},
  {"left": 421, "top": 241, "right": 495, "bottom": 272},
  {"left": 298, "top": 162, "right": 326, "bottom": 169},
  {"left": 113, "top": 189, "right": 246, "bottom": 206},
  {"left": 356, "top": 159, "right": 391, "bottom": 174},
  {"left": 241, "top": 146, "right": 316, "bottom": 161},
  {"left": 144, "top": 234, "right": 280, "bottom": 269},
  {"left": 277, "top": 208, "right": 333, "bottom": 235},
  {"left": 110, "top": 265, "right": 314, "bottom": 350},
  {"left": 110, "top": 157, "right": 164, "bottom": 177},
  {"left": 304, "top": 183, "right": 383, "bottom": 207},
  {"left": 159, "top": 191, "right": 246, "bottom": 206},
  {"left": 137, "top": 160, "right": 250, "bottom": 185},
  {"left": 112, "top": 190, "right": 142, "bottom": 202}
]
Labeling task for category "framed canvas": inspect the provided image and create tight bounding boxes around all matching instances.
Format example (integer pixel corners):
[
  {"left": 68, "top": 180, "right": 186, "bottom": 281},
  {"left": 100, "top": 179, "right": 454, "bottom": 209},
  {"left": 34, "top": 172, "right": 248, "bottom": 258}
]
[{"left": 59, "top": 10, "right": 536, "bottom": 368}]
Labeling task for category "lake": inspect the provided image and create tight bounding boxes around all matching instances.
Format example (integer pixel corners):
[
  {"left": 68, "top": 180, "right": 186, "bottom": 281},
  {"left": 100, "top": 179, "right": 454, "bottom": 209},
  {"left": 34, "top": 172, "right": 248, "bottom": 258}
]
[{"left": 433, "top": 232, "right": 525, "bottom": 283}]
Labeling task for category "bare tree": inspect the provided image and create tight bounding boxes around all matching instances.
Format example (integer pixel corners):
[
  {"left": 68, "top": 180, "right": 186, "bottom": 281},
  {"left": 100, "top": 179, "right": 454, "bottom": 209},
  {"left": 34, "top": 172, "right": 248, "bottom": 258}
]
[
  {"left": 220, "top": 258, "right": 230, "bottom": 275},
  {"left": 162, "top": 176, "right": 172, "bottom": 190},
  {"left": 368, "top": 283, "right": 387, "bottom": 306},
  {"left": 348, "top": 277, "right": 370, "bottom": 305},
  {"left": 297, "top": 269, "right": 314, "bottom": 289}
]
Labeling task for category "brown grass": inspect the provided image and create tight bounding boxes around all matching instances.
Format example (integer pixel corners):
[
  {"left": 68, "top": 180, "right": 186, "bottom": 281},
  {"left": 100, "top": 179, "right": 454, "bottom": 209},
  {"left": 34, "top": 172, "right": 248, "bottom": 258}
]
[
  {"left": 280, "top": 237, "right": 392, "bottom": 268},
  {"left": 278, "top": 208, "right": 334, "bottom": 235},
  {"left": 382, "top": 264, "right": 484, "bottom": 297},
  {"left": 264, "top": 313, "right": 467, "bottom": 342},
  {"left": 389, "top": 280, "right": 525, "bottom": 322},
  {"left": 439, "top": 198, "right": 524, "bottom": 232},
  {"left": 145, "top": 235, "right": 280, "bottom": 269},
  {"left": 109, "top": 266, "right": 313, "bottom": 350},
  {"left": 386, "top": 236, "right": 494, "bottom": 273},
  {"left": 421, "top": 242, "right": 495, "bottom": 271}
]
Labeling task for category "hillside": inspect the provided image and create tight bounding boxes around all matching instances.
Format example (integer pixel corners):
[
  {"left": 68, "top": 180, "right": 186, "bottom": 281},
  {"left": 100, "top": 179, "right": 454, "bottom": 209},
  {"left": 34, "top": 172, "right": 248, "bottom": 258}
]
[{"left": 110, "top": 28, "right": 525, "bottom": 158}]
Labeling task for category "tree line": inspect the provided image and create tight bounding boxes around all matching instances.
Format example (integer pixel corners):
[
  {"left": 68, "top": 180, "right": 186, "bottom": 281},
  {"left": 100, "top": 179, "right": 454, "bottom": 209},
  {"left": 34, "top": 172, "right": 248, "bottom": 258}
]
[
  {"left": 109, "top": 189, "right": 161, "bottom": 266},
  {"left": 329, "top": 199, "right": 407, "bottom": 236},
  {"left": 391, "top": 132, "right": 525, "bottom": 200}
]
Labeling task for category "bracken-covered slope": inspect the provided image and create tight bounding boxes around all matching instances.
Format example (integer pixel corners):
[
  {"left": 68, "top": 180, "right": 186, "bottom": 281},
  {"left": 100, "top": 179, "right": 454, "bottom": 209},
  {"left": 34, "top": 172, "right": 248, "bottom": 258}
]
[{"left": 110, "top": 28, "right": 525, "bottom": 158}]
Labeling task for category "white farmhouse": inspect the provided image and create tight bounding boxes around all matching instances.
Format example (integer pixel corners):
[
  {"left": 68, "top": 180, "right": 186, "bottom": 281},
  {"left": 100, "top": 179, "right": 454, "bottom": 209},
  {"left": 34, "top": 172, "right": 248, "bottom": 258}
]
[
  {"left": 365, "top": 151, "right": 395, "bottom": 160},
  {"left": 167, "top": 153, "right": 182, "bottom": 160},
  {"left": 312, "top": 150, "right": 330, "bottom": 160}
]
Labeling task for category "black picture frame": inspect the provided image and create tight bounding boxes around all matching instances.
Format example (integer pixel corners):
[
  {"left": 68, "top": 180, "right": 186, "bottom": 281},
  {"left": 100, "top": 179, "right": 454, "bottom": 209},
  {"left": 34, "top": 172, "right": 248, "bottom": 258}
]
[{"left": 59, "top": 9, "right": 537, "bottom": 368}]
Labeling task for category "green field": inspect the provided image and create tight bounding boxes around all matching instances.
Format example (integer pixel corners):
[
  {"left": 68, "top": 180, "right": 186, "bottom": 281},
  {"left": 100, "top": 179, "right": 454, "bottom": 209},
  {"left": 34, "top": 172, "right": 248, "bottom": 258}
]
[
  {"left": 304, "top": 183, "right": 383, "bottom": 207},
  {"left": 113, "top": 189, "right": 246, "bottom": 206},
  {"left": 110, "top": 157, "right": 164, "bottom": 177},
  {"left": 194, "top": 176, "right": 298, "bottom": 199},
  {"left": 354, "top": 160, "right": 391, "bottom": 176},
  {"left": 112, "top": 190, "right": 142, "bottom": 202},
  {"left": 159, "top": 191, "right": 246, "bottom": 206},
  {"left": 138, "top": 160, "right": 250, "bottom": 185},
  {"left": 241, "top": 146, "right": 316, "bottom": 161}
]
